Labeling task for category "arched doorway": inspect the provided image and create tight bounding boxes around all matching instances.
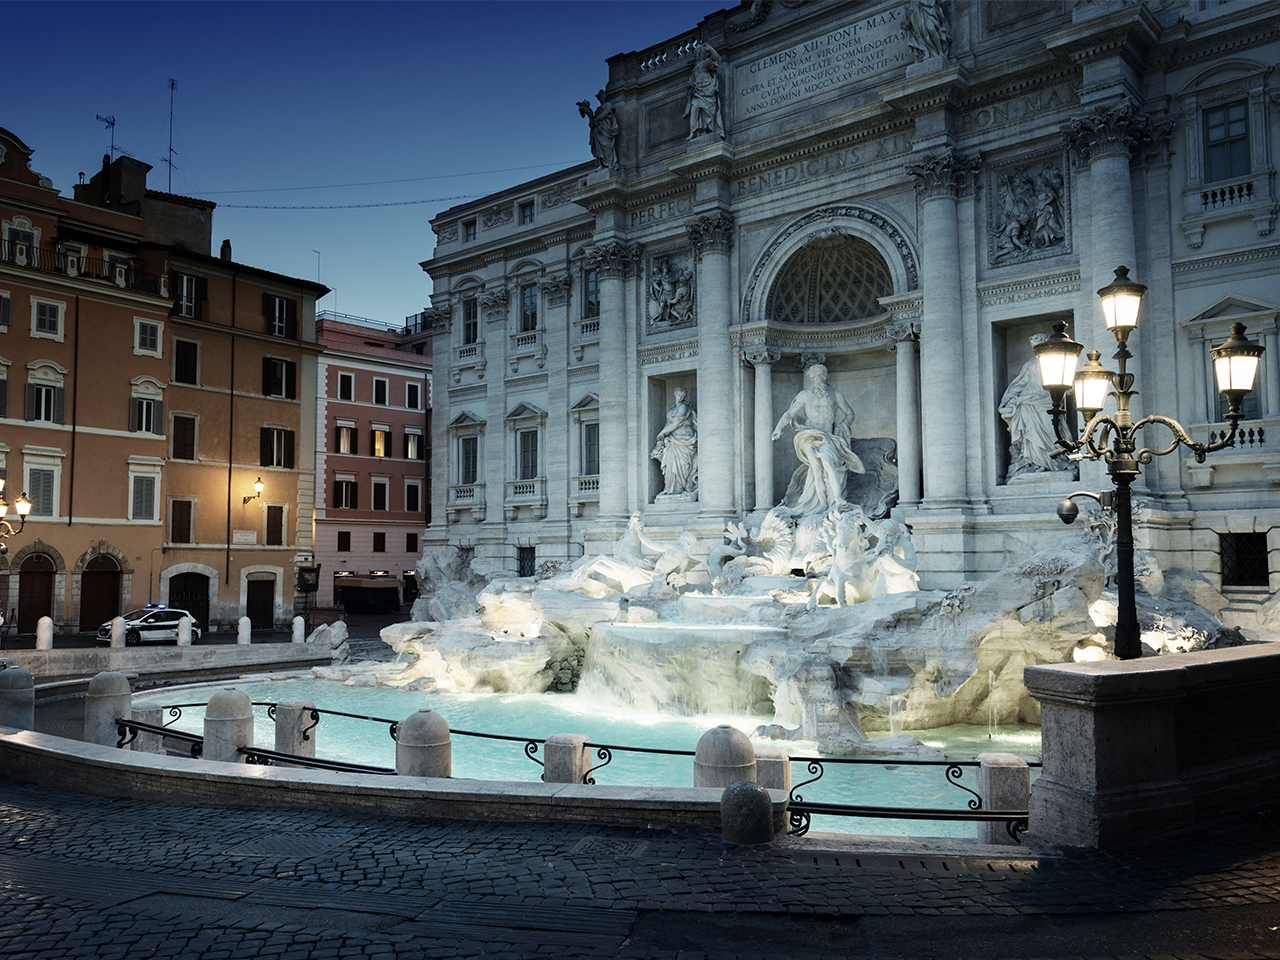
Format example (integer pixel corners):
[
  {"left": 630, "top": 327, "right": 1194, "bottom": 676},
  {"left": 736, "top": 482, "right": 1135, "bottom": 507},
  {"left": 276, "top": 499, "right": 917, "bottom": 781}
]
[
  {"left": 168, "top": 572, "right": 210, "bottom": 631},
  {"left": 79, "top": 555, "right": 121, "bottom": 631},
  {"left": 18, "top": 554, "right": 55, "bottom": 630}
]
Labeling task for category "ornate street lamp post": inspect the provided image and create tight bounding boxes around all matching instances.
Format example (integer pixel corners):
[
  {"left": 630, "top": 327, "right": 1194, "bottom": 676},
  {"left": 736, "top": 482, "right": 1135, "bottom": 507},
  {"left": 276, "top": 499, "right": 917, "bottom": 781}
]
[
  {"left": 1033, "top": 266, "right": 1265, "bottom": 660},
  {"left": 0, "top": 477, "right": 33, "bottom": 556}
]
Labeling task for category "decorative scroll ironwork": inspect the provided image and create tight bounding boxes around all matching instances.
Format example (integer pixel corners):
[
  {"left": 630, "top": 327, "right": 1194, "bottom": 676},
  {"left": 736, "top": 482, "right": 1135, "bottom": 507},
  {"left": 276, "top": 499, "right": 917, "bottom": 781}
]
[
  {"left": 945, "top": 763, "right": 982, "bottom": 810},
  {"left": 302, "top": 709, "right": 320, "bottom": 743},
  {"left": 115, "top": 718, "right": 203, "bottom": 759},
  {"left": 236, "top": 745, "right": 394, "bottom": 775}
]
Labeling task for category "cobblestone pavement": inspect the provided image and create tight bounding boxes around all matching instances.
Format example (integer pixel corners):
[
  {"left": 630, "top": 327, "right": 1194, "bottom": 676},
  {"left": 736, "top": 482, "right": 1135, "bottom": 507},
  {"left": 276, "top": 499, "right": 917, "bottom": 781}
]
[{"left": 1, "top": 782, "right": 1279, "bottom": 959}]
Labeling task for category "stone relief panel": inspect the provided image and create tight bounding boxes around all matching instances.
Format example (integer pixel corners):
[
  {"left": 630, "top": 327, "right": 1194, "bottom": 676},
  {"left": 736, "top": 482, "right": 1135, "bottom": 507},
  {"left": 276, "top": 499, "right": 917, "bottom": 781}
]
[
  {"left": 436, "top": 223, "right": 459, "bottom": 243},
  {"left": 987, "top": 151, "right": 1071, "bottom": 267},
  {"left": 646, "top": 253, "right": 696, "bottom": 332},
  {"left": 482, "top": 204, "right": 514, "bottom": 230}
]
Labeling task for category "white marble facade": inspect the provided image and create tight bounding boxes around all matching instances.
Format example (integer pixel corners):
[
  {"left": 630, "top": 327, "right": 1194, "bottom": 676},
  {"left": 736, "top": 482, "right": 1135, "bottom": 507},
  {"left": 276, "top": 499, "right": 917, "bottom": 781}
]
[{"left": 424, "top": 0, "right": 1280, "bottom": 596}]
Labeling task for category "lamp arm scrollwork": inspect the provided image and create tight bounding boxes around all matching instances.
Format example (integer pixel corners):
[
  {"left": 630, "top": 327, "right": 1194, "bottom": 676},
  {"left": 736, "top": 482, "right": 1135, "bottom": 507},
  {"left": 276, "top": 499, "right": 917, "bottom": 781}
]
[{"left": 1131, "top": 413, "right": 1240, "bottom": 464}]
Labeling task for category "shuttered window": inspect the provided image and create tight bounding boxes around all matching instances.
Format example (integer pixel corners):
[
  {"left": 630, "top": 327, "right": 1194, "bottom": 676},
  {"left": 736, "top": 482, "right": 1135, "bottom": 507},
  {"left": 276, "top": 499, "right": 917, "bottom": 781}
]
[
  {"left": 25, "top": 384, "right": 64, "bottom": 423},
  {"left": 262, "top": 294, "right": 298, "bottom": 339},
  {"left": 262, "top": 358, "right": 297, "bottom": 398},
  {"left": 172, "top": 415, "right": 196, "bottom": 459},
  {"left": 170, "top": 499, "right": 193, "bottom": 543},
  {"left": 27, "top": 468, "right": 53, "bottom": 516},
  {"left": 0, "top": 295, "right": 10, "bottom": 327},
  {"left": 132, "top": 476, "right": 156, "bottom": 520},
  {"left": 174, "top": 340, "right": 199, "bottom": 384},
  {"left": 259, "top": 428, "right": 295, "bottom": 468},
  {"left": 129, "top": 397, "right": 164, "bottom": 434},
  {"left": 266, "top": 505, "right": 284, "bottom": 546}
]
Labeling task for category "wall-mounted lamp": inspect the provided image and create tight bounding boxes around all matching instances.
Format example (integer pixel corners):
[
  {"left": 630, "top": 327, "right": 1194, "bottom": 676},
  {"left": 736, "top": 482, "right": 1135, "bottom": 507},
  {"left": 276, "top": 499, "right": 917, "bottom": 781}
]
[
  {"left": 0, "top": 478, "right": 34, "bottom": 556},
  {"left": 243, "top": 477, "right": 264, "bottom": 505}
]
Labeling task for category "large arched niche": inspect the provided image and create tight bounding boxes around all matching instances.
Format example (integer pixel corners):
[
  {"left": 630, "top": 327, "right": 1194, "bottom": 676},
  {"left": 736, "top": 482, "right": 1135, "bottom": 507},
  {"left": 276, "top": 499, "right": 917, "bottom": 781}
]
[
  {"left": 767, "top": 234, "right": 893, "bottom": 324},
  {"left": 742, "top": 206, "right": 918, "bottom": 325}
]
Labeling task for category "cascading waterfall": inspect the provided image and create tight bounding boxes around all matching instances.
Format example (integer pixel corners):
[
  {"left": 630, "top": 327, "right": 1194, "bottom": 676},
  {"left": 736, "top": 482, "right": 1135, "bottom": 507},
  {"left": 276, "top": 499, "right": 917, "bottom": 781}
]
[
  {"left": 988, "top": 669, "right": 996, "bottom": 739},
  {"left": 887, "top": 693, "right": 906, "bottom": 737}
]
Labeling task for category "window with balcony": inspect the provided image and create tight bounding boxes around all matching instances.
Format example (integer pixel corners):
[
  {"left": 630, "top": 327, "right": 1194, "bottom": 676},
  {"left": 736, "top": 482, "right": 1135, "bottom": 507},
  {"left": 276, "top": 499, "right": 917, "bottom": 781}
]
[
  {"left": 583, "top": 421, "right": 600, "bottom": 476},
  {"left": 584, "top": 268, "right": 600, "bottom": 319},
  {"left": 460, "top": 435, "right": 479, "bottom": 485},
  {"left": 174, "top": 273, "right": 204, "bottom": 319},
  {"left": 520, "top": 285, "right": 538, "bottom": 333},
  {"left": 462, "top": 299, "right": 479, "bottom": 345},
  {"left": 517, "top": 429, "right": 538, "bottom": 481},
  {"left": 1205, "top": 101, "right": 1249, "bottom": 183}
]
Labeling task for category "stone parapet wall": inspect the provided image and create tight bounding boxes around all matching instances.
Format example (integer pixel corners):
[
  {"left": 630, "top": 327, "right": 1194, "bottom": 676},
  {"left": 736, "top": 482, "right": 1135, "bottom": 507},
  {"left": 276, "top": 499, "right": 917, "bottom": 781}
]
[
  {"left": 1025, "top": 642, "right": 1280, "bottom": 848},
  {"left": 5, "top": 644, "right": 333, "bottom": 688},
  {"left": 0, "top": 727, "right": 789, "bottom": 832}
]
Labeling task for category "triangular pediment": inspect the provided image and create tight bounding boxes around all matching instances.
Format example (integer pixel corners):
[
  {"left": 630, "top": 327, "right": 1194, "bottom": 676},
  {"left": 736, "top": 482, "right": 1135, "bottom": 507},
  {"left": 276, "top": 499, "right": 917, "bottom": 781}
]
[
  {"left": 505, "top": 401, "right": 547, "bottom": 421},
  {"left": 1184, "top": 295, "right": 1280, "bottom": 326},
  {"left": 448, "top": 410, "right": 486, "bottom": 429},
  {"left": 570, "top": 392, "right": 599, "bottom": 412}
]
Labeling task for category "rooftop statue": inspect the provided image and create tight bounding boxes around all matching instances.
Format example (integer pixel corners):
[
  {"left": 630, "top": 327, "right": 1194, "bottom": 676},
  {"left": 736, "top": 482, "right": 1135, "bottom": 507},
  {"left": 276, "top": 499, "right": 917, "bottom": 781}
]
[
  {"left": 651, "top": 386, "right": 698, "bottom": 499},
  {"left": 578, "top": 91, "right": 619, "bottom": 172},
  {"left": 684, "top": 45, "right": 724, "bottom": 140},
  {"left": 772, "top": 363, "right": 865, "bottom": 518},
  {"left": 903, "top": 0, "right": 951, "bottom": 61}
]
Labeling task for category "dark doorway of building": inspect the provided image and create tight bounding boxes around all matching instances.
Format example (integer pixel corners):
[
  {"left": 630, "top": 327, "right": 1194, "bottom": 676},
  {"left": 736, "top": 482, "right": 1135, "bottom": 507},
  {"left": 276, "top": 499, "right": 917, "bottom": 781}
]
[
  {"left": 18, "top": 554, "right": 55, "bottom": 631},
  {"left": 246, "top": 577, "right": 275, "bottom": 631},
  {"left": 517, "top": 546, "right": 536, "bottom": 578},
  {"left": 169, "top": 572, "right": 211, "bottom": 632},
  {"left": 79, "top": 555, "right": 121, "bottom": 631}
]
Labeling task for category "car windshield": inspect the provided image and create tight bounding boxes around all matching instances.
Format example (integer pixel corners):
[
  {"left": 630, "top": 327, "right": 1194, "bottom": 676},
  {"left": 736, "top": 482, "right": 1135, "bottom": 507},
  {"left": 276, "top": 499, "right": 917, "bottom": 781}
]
[{"left": 123, "top": 609, "right": 162, "bottom": 620}]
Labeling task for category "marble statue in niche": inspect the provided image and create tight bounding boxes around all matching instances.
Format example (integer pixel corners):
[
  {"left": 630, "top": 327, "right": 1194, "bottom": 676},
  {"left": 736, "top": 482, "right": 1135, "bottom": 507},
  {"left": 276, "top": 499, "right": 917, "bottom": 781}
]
[
  {"left": 992, "top": 162, "right": 1066, "bottom": 263},
  {"left": 772, "top": 363, "right": 865, "bottom": 518},
  {"left": 684, "top": 45, "right": 724, "bottom": 140},
  {"left": 578, "top": 92, "right": 619, "bottom": 172},
  {"left": 649, "top": 258, "right": 693, "bottom": 324},
  {"left": 652, "top": 386, "right": 698, "bottom": 500},
  {"left": 904, "top": 0, "right": 951, "bottom": 61},
  {"left": 998, "top": 334, "right": 1073, "bottom": 481}
]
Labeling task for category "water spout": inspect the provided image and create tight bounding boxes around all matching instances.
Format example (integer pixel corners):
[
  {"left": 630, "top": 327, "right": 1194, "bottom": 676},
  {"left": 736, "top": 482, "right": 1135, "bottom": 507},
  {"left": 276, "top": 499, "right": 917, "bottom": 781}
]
[{"left": 887, "top": 693, "right": 905, "bottom": 738}]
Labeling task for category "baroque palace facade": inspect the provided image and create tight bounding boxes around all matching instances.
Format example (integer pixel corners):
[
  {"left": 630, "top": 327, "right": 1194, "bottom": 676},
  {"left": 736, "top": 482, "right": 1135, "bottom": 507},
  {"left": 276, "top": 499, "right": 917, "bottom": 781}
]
[{"left": 423, "top": 0, "right": 1280, "bottom": 601}]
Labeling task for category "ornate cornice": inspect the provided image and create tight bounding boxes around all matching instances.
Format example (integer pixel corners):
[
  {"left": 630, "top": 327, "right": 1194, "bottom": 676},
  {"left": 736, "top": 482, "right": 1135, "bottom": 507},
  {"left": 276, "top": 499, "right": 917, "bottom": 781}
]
[
  {"left": 589, "top": 241, "right": 643, "bottom": 279},
  {"left": 686, "top": 211, "right": 735, "bottom": 257},
  {"left": 906, "top": 148, "right": 982, "bottom": 200},
  {"left": 977, "top": 268, "right": 1081, "bottom": 309}
]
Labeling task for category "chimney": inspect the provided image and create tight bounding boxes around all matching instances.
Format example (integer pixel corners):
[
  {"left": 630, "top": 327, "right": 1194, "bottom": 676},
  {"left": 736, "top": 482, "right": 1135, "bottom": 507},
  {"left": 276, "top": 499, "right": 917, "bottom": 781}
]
[{"left": 220, "top": 239, "right": 232, "bottom": 261}]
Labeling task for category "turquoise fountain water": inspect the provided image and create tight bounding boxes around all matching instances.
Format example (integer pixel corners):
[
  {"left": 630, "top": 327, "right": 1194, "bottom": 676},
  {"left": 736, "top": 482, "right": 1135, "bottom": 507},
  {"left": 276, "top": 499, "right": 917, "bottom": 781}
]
[{"left": 137, "top": 677, "right": 1040, "bottom": 839}]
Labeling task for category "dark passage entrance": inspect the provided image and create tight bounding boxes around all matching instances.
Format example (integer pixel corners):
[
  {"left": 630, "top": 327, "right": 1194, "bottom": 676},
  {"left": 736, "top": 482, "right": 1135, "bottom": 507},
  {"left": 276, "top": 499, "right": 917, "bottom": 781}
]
[
  {"left": 18, "top": 554, "right": 55, "bottom": 630},
  {"left": 169, "top": 572, "right": 211, "bottom": 631},
  {"left": 246, "top": 577, "right": 275, "bottom": 631},
  {"left": 79, "top": 555, "right": 121, "bottom": 631}
]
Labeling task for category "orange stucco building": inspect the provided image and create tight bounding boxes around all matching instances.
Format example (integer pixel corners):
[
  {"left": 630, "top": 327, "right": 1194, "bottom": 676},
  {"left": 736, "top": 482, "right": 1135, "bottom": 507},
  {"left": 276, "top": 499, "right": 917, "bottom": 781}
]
[{"left": 0, "top": 128, "right": 326, "bottom": 633}]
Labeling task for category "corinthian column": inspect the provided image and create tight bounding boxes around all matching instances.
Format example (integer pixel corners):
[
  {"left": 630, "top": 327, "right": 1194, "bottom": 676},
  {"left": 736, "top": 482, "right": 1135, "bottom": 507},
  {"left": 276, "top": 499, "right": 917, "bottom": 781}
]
[
  {"left": 744, "top": 347, "right": 780, "bottom": 512},
  {"left": 687, "top": 211, "right": 735, "bottom": 515},
  {"left": 590, "top": 241, "right": 641, "bottom": 520},
  {"left": 887, "top": 323, "right": 922, "bottom": 506},
  {"left": 907, "top": 149, "right": 980, "bottom": 506}
]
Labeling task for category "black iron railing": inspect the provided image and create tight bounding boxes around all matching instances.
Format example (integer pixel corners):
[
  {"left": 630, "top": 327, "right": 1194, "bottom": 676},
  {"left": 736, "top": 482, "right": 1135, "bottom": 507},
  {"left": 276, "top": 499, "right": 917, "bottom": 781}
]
[
  {"left": 238, "top": 745, "right": 394, "bottom": 774},
  {"left": 115, "top": 718, "right": 203, "bottom": 758}
]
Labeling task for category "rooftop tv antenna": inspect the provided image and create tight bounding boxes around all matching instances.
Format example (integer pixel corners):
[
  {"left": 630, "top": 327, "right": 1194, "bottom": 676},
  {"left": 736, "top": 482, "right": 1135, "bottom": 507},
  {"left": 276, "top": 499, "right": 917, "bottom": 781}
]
[
  {"left": 96, "top": 114, "right": 116, "bottom": 159},
  {"left": 160, "top": 79, "right": 179, "bottom": 192}
]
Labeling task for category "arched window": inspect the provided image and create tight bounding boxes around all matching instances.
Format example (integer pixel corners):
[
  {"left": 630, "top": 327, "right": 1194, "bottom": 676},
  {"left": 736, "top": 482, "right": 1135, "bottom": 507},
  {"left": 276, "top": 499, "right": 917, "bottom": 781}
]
[{"left": 767, "top": 234, "right": 892, "bottom": 324}]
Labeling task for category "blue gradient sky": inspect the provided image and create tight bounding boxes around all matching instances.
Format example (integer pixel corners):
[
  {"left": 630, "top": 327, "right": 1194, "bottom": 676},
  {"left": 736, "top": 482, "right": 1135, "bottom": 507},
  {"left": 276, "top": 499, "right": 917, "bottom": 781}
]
[{"left": 6, "top": 1, "right": 717, "bottom": 327}]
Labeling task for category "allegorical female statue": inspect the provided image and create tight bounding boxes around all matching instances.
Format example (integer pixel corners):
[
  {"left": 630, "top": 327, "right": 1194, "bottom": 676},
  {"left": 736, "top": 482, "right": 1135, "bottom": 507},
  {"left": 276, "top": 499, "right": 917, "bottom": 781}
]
[
  {"left": 652, "top": 386, "right": 698, "bottom": 499},
  {"left": 684, "top": 45, "right": 724, "bottom": 140},
  {"left": 578, "top": 91, "right": 619, "bottom": 172},
  {"left": 998, "top": 334, "right": 1071, "bottom": 480}
]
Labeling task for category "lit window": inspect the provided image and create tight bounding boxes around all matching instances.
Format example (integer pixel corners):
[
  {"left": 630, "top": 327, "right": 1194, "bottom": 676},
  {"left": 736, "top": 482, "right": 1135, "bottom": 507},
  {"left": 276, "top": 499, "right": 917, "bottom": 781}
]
[
  {"left": 336, "top": 425, "right": 356, "bottom": 454},
  {"left": 405, "top": 432, "right": 423, "bottom": 460},
  {"left": 372, "top": 428, "right": 390, "bottom": 457}
]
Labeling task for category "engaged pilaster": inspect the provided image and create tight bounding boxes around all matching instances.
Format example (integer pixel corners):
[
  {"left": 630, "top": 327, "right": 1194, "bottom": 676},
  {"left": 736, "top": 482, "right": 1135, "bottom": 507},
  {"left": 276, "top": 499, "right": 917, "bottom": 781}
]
[
  {"left": 744, "top": 347, "right": 781, "bottom": 512},
  {"left": 688, "top": 211, "right": 735, "bottom": 516},
  {"left": 887, "top": 323, "right": 922, "bottom": 506}
]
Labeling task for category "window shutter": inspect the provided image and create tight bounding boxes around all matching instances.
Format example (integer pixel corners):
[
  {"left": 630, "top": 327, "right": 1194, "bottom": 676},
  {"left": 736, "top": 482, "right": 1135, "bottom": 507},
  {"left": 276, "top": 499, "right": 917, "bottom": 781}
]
[
  {"left": 53, "top": 387, "right": 66, "bottom": 424},
  {"left": 351, "top": 428, "right": 358, "bottom": 456},
  {"left": 152, "top": 400, "right": 164, "bottom": 435},
  {"left": 260, "top": 428, "right": 271, "bottom": 467},
  {"left": 0, "top": 296, "right": 10, "bottom": 326},
  {"left": 334, "top": 426, "right": 342, "bottom": 453},
  {"left": 284, "top": 430, "right": 295, "bottom": 469},
  {"left": 195, "top": 277, "right": 208, "bottom": 317},
  {"left": 352, "top": 481, "right": 359, "bottom": 507},
  {"left": 133, "top": 477, "right": 152, "bottom": 519},
  {"left": 266, "top": 505, "right": 284, "bottom": 545},
  {"left": 332, "top": 480, "right": 341, "bottom": 508},
  {"left": 173, "top": 416, "right": 195, "bottom": 459},
  {"left": 24, "top": 383, "right": 36, "bottom": 421},
  {"left": 403, "top": 433, "right": 409, "bottom": 459},
  {"left": 285, "top": 361, "right": 297, "bottom": 400},
  {"left": 262, "top": 292, "right": 272, "bottom": 318},
  {"left": 0, "top": 379, "right": 8, "bottom": 418},
  {"left": 171, "top": 500, "right": 192, "bottom": 543},
  {"left": 129, "top": 397, "right": 139, "bottom": 432},
  {"left": 285, "top": 299, "right": 298, "bottom": 339},
  {"left": 262, "top": 357, "right": 273, "bottom": 395},
  {"left": 371, "top": 429, "right": 377, "bottom": 455},
  {"left": 175, "top": 341, "right": 197, "bottom": 383}
]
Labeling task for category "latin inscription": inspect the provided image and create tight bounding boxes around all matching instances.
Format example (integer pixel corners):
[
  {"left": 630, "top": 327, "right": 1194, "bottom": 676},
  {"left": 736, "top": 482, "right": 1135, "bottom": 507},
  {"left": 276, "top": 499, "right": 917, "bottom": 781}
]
[
  {"left": 736, "top": 135, "right": 909, "bottom": 198},
  {"left": 960, "top": 85, "right": 1078, "bottom": 133},
  {"left": 735, "top": 8, "right": 910, "bottom": 120},
  {"left": 630, "top": 196, "right": 693, "bottom": 228}
]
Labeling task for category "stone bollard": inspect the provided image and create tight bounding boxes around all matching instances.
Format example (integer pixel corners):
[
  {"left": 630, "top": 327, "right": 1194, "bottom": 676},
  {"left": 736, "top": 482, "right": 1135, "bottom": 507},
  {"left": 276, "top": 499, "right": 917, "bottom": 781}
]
[
  {"left": 110, "top": 616, "right": 125, "bottom": 648},
  {"left": 292, "top": 616, "right": 305, "bottom": 643},
  {"left": 976, "top": 752, "right": 1031, "bottom": 846},
  {"left": 203, "top": 688, "right": 254, "bottom": 763},
  {"left": 543, "top": 734, "right": 593, "bottom": 784},
  {"left": 395, "top": 709, "right": 451, "bottom": 778},
  {"left": 754, "top": 745, "right": 791, "bottom": 793},
  {"left": 36, "top": 617, "right": 53, "bottom": 650},
  {"left": 274, "top": 700, "right": 318, "bottom": 758},
  {"left": 177, "top": 616, "right": 192, "bottom": 646},
  {"left": 237, "top": 616, "right": 252, "bottom": 645},
  {"left": 721, "top": 781, "right": 774, "bottom": 845},
  {"left": 0, "top": 662, "right": 35, "bottom": 731},
  {"left": 84, "top": 671, "right": 132, "bottom": 747},
  {"left": 694, "top": 725, "right": 756, "bottom": 788},
  {"left": 130, "top": 705, "right": 166, "bottom": 754}
]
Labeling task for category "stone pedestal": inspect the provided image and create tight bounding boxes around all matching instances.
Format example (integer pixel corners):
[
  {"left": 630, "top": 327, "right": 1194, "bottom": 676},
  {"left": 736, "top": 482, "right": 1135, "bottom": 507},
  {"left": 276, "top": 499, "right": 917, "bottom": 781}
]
[
  {"left": 694, "top": 724, "right": 756, "bottom": 788},
  {"left": 274, "top": 700, "right": 317, "bottom": 758},
  {"left": 237, "top": 617, "right": 252, "bottom": 645},
  {"left": 109, "top": 617, "right": 125, "bottom": 648},
  {"left": 396, "top": 709, "right": 452, "bottom": 778},
  {"left": 721, "top": 781, "right": 774, "bottom": 845},
  {"left": 84, "top": 671, "right": 132, "bottom": 747},
  {"left": 753, "top": 745, "right": 791, "bottom": 793},
  {"left": 976, "top": 752, "right": 1030, "bottom": 846},
  {"left": 203, "top": 688, "right": 254, "bottom": 763},
  {"left": 35, "top": 617, "right": 53, "bottom": 651},
  {"left": 544, "top": 733, "right": 593, "bottom": 784},
  {"left": 130, "top": 705, "right": 166, "bottom": 754},
  {"left": 0, "top": 665, "right": 35, "bottom": 731},
  {"left": 177, "top": 617, "right": 192, "bottom": 647},
  {"left": 292, "top": 617, "right": 305, "bottom": 643}
]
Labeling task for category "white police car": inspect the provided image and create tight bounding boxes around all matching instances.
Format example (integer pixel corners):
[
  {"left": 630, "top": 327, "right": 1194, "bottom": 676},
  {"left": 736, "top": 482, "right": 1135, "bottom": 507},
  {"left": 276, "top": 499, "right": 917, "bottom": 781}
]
[{"left": 96, "top": 606, "right": 202, "bottom": 645}]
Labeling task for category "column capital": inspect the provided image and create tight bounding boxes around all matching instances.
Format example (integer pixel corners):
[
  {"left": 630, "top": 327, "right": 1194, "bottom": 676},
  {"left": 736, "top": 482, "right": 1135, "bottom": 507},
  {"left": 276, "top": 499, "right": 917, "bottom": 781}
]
[
  {"left": 743, "top": 347, "right": 781, "bottom": 368},
  {"left": 1062, "top": 97, "right": 1154, "bottom": 165},
  {"left": 886, "top": 321, "right": 920, "bottom": 353},
  {"left": 590, "top": 241, "right": 643, "bottom": 279},
  {"left": 907, "top": 147, "right": 981, "bottom": 200},
  {"left": 798, "top": 351, "right": 826, "bottom": 369},
  {"left": 686, "top": 211, "right": 735, "bottom": 257},
  {"left": 422, "top": 307, "right": 451, "bottom": 334},
  {"left": 538, "top": 272, "right": 572, "bottom": 307}
]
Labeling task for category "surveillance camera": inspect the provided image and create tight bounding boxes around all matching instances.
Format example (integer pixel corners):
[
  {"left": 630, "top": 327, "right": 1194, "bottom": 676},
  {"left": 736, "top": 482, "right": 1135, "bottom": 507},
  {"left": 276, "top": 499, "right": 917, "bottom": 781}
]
[{"left": 1057, "top": 499, "right": 1080, "bottom": 525}]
